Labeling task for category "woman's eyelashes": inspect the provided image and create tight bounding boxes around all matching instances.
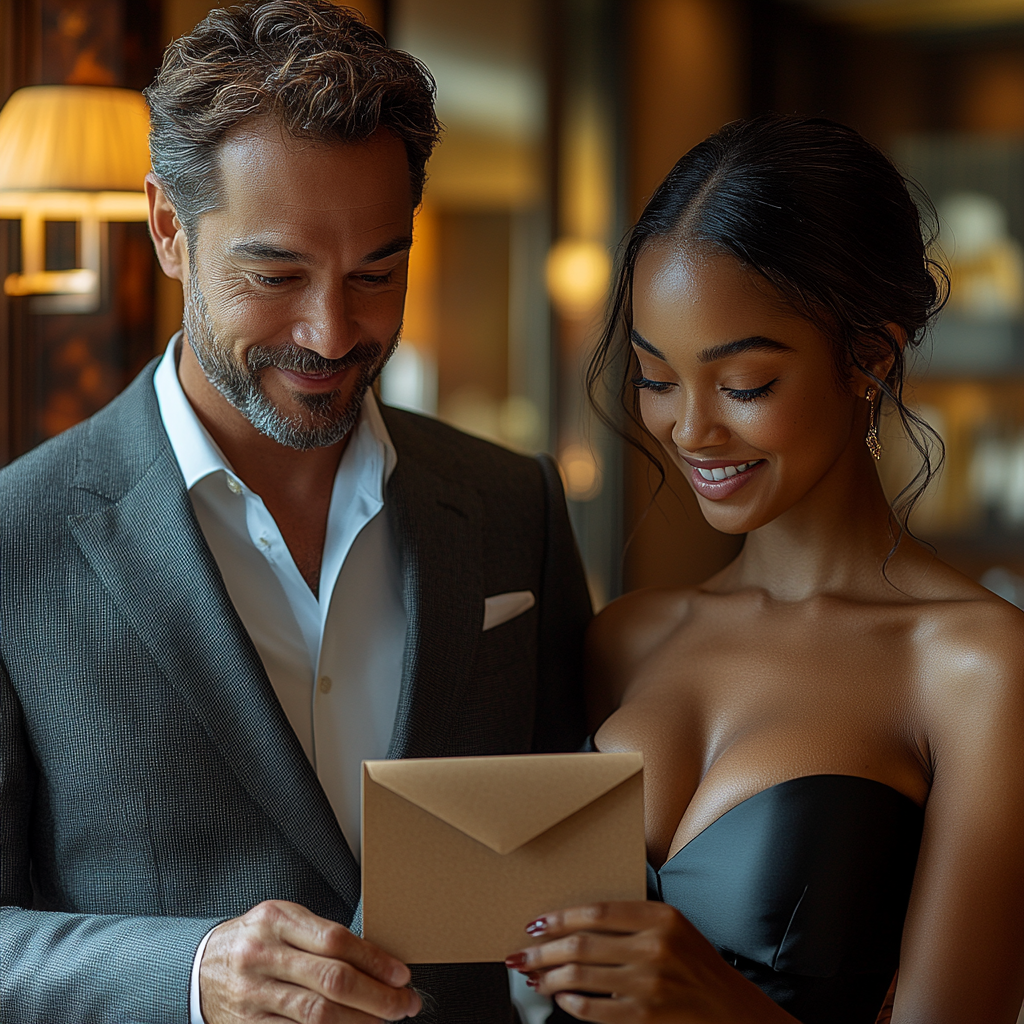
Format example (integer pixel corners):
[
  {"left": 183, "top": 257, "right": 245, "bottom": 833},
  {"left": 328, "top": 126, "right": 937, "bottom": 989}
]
[
  {"left": 723, "top": 377, "right": 779, "bottom": 402},
  {"left": 632, "top": 375, "right": 780, "bottom": 402},
  {"left": 631, "top": 375, "right": 673, "bottom": 393}
]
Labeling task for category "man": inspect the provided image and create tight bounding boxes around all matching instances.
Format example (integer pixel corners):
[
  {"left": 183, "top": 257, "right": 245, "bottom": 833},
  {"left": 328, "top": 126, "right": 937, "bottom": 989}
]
[{"left": 0, "top": 3, "right": 591, "bottom": 1022}]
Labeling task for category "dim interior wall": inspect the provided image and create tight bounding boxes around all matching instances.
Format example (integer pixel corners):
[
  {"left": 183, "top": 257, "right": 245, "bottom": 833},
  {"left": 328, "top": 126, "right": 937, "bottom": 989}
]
[
  {"left": 435, "top": 210, "right": 510, "bottom": 424},
  {"left": 628, "top": 0, "right": 745, "bottom": 218},
  {"left": 950, "top": 42, "right": 1024, "bottom": 133},
  {"left": 164, "top": 0, "right": 384, "bottom": 39},
  {"left": 621, "top": 0, "right": 747, "bottom": 592}
]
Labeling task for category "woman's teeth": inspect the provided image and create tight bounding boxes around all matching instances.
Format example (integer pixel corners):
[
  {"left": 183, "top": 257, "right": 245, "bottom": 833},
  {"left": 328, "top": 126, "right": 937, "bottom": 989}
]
[{"left": 696, "top": 461, "right": 759, "bottom": 481}]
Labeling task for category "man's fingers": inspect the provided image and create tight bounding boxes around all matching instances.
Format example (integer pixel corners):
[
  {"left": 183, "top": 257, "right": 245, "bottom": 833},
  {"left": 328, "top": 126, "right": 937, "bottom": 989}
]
[
  {"left": 271, "top": 949, "right": 421, "bottom": 1021},
  {"left": 200, "top": 902, "right": 420, "bottom": 1024},
  {"left": 253, "top": 901, "right": 412, "bottom": 988},
  {"left": 274, "top": 974, "right": 417, "bottom": 1024}
]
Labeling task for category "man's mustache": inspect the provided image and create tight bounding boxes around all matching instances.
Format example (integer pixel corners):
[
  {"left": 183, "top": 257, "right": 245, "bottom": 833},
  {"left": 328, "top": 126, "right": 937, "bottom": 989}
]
[{"left": 246, "top": 342, "right": 383, "bottom": 376}]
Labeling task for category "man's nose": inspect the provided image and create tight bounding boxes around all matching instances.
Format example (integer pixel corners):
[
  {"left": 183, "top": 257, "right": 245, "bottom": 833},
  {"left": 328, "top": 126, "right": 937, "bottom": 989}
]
[
  {"left": 671, "top": 392, "right": 730, "bottom": 453},
  {"left": 291, "top": 285, "right": 359, "bottom": 359}
]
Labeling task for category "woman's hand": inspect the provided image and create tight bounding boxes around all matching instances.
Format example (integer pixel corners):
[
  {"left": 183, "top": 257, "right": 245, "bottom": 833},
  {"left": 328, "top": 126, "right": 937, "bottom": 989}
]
[{"left": 505, "top": 902, "right": 795, "bottom": 1024}]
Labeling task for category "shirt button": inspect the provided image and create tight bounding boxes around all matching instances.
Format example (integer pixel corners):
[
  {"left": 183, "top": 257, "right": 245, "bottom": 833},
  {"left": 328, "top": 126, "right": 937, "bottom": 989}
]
[
  {"left": 226, "top": 477, "right": 242, "bottom": 495},
  {"left": 318, "top": 675, "right": 333, "bottom": 694}
]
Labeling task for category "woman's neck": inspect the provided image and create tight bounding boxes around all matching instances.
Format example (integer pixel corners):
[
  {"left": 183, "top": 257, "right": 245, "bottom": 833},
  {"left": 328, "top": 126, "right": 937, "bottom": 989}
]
[{"left": 708, "top": 455, "right": 927, "bottom": 604}]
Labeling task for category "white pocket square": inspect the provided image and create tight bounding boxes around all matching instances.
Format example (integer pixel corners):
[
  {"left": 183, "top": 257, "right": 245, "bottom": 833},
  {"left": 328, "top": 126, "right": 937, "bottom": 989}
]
[{"left": 482, "top": 590, "right": 536, "bottom": 631}]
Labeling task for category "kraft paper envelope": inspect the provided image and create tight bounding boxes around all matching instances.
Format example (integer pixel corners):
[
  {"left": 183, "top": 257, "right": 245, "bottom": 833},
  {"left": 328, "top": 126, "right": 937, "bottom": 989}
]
[{"left": 361, "top": 751, "right": 645, "bottom": 964}]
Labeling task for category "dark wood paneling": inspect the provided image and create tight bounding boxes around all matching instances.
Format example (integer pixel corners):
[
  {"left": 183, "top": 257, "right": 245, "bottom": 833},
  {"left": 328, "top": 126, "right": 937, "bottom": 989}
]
[{"left": 1, "top": 0, "right": 163, "bottom": 466}]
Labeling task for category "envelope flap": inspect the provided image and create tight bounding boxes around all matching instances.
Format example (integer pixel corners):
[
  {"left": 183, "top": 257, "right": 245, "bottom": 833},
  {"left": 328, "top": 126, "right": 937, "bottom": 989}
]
[{"left": 364, "top": 752, "right": 643, "bottom": 854}]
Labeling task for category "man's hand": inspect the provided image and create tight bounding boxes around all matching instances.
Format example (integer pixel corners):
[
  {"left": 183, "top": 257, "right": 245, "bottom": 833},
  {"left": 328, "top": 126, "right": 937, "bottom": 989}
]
[{"left": 200, "top": 900, "right": 421, "bottom": 1024}]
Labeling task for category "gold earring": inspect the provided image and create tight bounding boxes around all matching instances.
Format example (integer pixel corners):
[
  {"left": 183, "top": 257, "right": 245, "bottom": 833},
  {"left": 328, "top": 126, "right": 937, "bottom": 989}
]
[{"left": 865, "top": 388, "right": 882, "bottom": 460}]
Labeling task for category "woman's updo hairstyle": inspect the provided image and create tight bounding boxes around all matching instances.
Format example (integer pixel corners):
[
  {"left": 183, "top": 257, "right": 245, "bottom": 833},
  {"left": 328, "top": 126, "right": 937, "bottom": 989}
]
[{"left": 590, "top": 113, "right": 947, "bottom": 536}]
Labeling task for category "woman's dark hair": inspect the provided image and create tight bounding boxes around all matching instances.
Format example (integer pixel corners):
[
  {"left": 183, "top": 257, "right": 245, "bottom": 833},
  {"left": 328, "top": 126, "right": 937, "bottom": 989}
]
[{"left": 589, "top": 113, "right": 947, "bottom": 549}]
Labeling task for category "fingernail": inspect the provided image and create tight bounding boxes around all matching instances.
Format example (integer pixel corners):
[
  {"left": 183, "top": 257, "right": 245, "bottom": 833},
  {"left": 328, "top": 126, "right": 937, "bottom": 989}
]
[
  {"left": 525, "top": 917, "right": 547, "bottom": 935},
  {"left": 526, "top": 975, "right": 539, "bottom": 990},
  {"left": 505, "top": 952, "right": 527, "bottom": 968}
]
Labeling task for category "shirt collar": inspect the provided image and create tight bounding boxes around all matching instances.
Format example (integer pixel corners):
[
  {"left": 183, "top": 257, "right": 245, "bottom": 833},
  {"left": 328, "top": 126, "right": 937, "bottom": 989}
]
[{"left": 153, "top": 332, "right": 397, "bottom": 496}]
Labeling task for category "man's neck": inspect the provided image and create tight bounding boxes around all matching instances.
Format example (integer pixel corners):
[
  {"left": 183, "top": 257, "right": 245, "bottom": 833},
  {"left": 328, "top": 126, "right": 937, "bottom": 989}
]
[{"left": 177, "top": 338, "right": 349, "bottom": 596}]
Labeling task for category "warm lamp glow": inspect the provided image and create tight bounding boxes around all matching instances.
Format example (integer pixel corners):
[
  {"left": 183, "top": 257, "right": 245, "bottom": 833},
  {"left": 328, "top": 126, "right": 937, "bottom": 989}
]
[
  {"left": 559, "top": 442, "right": 603, "bottom": 502},
  {"left": 0, "top": 85, "right": 151, "bottom": 311},
  {"left": 0, "top": 85, "right": 151, "bottom": 192},
  {"left": 545, "top": 237, "right": 612, "bottom": 319}
]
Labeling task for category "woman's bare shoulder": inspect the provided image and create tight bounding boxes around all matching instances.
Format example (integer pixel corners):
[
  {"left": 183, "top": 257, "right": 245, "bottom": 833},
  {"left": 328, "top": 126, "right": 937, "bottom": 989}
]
[
  {"left": 584, "top": 588, "right": 696, "bottom": 725},
  {"left": 914, "top": 581, "right": 1024, "bottom": 729},
  {"left": 588, "top": 587, "right": 696, "bottom": 663}
]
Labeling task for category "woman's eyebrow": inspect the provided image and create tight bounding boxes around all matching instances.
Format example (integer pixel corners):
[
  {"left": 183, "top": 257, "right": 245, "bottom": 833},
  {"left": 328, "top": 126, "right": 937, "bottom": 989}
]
[
  {"left": 630, "top": 329, "right": 666, "bottom": 359},
  {"left": 698, "top": 336, "right": 794, "bottom": 363}
]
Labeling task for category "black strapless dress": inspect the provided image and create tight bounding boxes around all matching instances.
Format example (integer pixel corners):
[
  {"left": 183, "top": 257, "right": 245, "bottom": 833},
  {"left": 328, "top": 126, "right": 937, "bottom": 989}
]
[{"left": 550, "top": 740, "right": 925, "bottom": 1024}]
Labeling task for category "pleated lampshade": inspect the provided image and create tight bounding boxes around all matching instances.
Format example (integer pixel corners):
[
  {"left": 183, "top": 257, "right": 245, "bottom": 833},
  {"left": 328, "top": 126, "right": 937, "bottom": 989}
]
[{"left": 0, "top": 85, "right": 151, "bottom": 192}]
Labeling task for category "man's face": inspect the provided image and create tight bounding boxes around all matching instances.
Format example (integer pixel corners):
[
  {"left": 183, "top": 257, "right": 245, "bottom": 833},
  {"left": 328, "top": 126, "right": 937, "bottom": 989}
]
[{"left": 182, "top": 121, "right": 414, "bottom": 450}]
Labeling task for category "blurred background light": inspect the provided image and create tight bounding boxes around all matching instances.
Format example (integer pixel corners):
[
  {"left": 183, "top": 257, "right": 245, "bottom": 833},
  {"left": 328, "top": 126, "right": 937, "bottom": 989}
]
[
  {"left": 545, "top": 238, "right": 612, "bottom": 319},
  {"left": 0, "top": 85, "right": 150, "bottom": 311}
]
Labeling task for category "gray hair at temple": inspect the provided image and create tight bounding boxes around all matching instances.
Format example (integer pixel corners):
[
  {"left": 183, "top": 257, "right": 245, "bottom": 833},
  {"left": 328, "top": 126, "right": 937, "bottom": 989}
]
[{"left": 143, "top": 0, "right": 441, "bottom": 244}]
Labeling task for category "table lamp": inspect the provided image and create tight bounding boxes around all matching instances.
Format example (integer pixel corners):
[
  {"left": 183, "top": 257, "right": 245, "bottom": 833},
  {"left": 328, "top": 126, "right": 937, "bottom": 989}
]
[{"left": 0, "top": 85, "right": 151, "bottom": 313}]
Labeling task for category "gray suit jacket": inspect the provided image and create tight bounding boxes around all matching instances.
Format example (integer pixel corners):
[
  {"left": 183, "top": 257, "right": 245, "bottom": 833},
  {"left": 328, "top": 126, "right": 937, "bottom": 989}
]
[{"left": 0, "top": 362, "right": 591, "bottom": 1024}]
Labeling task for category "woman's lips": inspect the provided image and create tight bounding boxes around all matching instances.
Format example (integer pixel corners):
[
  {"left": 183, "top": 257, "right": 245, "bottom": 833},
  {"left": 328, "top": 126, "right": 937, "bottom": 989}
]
[{"left": 684, "top": 457, "right": 765, "bottom": 500}]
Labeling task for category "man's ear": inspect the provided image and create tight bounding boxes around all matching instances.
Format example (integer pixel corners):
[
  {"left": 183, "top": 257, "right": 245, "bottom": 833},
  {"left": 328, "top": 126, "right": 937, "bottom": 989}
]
[
  {"left": 854, "top": 322, "right": 906, "bottom": 397},
  {"left": 146, "top": 172, "right": 188, "bottom": 284}
]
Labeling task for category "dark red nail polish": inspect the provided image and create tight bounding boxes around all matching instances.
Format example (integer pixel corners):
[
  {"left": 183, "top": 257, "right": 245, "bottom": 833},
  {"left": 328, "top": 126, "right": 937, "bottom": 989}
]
[
  {"left": 525, "top": 918, "right": 547, "bottom": 935},
  {"left": 505, "top": 952, "right": 527, "bottom": 968},
  {"left": 526, "top": 976, "right": 539, "bottom": 989}
]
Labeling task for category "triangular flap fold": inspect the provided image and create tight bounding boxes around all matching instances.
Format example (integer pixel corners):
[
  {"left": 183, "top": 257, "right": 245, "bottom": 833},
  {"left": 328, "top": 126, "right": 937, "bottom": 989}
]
[{"left": 365, "top": 752, "right": 643, "bottom": 854}]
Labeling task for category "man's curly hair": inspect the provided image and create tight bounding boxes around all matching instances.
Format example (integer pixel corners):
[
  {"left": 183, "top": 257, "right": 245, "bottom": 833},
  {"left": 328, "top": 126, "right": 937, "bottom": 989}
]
[{"left": 143, "top": 0, "right": 440, "bottom": 241}]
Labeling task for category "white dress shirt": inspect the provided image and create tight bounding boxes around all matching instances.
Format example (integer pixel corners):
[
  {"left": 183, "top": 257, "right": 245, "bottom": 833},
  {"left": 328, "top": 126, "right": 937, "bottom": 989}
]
[{"left": 152, "top": 335, "right": 406, "bottom": 1023}]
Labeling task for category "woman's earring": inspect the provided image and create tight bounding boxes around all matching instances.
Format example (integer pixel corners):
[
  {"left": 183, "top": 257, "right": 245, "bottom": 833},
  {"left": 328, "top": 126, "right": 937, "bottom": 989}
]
[{"left": 865, "top": 388, "right": 882, "bottom": 460}]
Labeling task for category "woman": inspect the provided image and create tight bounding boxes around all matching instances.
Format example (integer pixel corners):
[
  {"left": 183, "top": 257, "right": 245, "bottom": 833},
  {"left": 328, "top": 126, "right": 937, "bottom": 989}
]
[{"left": 506, "top": 116, "right": 1024, "bottom": 1023}]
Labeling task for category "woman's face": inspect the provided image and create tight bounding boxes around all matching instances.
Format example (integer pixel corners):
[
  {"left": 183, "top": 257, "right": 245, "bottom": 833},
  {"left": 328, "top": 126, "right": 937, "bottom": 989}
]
[{"left": 631, "top": 241, "right": 865, "bottom": 535}]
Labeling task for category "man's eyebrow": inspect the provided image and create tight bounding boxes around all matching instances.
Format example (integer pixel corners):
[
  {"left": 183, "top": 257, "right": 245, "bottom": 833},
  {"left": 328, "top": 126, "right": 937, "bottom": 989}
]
[
  {"left": 228, "top": 240, "right": 313, "bottom": 263},
  {"left": 361, "top": 236, "right": 413, "bottom": 265},
  {"left": 698, "top": 336, "right": 794, "bottom": 363},
  {"left": 630, "top": 329, "right": 666, "bottom": 360}
]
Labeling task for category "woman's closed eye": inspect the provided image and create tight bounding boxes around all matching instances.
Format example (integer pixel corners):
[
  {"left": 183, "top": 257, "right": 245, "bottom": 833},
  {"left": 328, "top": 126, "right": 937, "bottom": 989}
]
[
  {"left": 633, "top": 376, "right": 780, "bottom": 401},
  {"left": 722, "top": 377, "right": 779, "bottom": 402},
  {"left": 632, "top": 375, "right": 674, "bottom": 393}
]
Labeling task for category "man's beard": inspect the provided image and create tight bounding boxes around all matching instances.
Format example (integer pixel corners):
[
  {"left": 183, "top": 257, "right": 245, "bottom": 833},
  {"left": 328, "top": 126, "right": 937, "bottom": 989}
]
[{"left": 183, "top": 267, "right": 398, "bottom": 451}]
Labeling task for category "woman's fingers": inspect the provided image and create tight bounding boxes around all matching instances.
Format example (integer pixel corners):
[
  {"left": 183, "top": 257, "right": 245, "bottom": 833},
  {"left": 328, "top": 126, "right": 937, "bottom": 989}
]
[
  {"left": 553, "top": 991, "right": 643, "bottom": 1024},
  {"left": 511, "top": 928, "right": 650, "bottom": 972},
  {"left": 529, "top": 962, "right": 626, "bottom": 997},
  {"left": 525, "top": 901, "right": 683, "bottom": 941},
  {"left": 507, "top": 901, "right": 687, "bottom": 974}
]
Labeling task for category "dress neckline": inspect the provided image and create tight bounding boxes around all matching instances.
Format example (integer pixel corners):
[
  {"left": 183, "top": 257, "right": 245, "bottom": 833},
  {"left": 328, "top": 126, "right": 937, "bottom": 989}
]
[{"left": 658, "top": 773, "right": 924, "bottom": 870}]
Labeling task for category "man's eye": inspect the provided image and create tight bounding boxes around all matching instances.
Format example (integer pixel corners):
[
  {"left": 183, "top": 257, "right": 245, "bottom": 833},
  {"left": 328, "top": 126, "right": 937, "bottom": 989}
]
[
  {"left": 358, "top": 272, "right": 393, "bottom": 285},
  {"left": 723, "top": 378, "right": 779, "bottom": 402},
  {"left": 252, "top": 274, "right": 290, "bottom": 287},
  {"left": 631, "top": 375, "right": 673, "bottom": 393}
]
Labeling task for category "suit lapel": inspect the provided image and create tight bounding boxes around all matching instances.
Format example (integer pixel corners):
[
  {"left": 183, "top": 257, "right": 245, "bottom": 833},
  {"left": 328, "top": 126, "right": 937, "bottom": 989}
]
[
  {"left": 69, "top": 375, "right": 360, "bottom": 910},
  {"left": 384, "top": 448, "right": 484, "bottom": 760}
]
